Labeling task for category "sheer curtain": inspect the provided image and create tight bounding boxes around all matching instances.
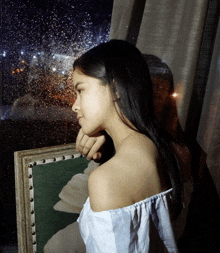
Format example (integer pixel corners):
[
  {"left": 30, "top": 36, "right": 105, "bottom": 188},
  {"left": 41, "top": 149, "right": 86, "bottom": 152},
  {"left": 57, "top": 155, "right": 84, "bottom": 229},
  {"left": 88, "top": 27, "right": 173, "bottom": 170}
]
[
  {"left": 110, "top": 0, "right": 209, "bottom": 129},
  {"left": 109, "top": 1, "right": 220, "bottom": 250},
  {"left": 197, "top": 19, "right": 220, "bottom": 196},
  {"left": 110, "top": 0, "right": 220, "bottom": 193}
]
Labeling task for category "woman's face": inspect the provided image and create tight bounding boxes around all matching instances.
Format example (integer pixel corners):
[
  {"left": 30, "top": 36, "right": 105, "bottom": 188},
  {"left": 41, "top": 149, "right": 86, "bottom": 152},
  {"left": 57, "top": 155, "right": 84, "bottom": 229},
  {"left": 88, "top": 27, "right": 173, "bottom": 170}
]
[{"left": 71, "top": 68, "right": 116, "bottom": 136}]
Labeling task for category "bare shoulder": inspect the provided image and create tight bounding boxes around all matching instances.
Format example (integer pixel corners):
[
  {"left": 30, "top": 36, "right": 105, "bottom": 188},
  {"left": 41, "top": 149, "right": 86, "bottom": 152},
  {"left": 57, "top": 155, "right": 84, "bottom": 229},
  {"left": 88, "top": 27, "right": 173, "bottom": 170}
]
[
  {"left": 88, "top": 157, "right": 128, "bottom": 212},
  {"left": 89, "top": 133, "right": 166, "bottom": 212}
]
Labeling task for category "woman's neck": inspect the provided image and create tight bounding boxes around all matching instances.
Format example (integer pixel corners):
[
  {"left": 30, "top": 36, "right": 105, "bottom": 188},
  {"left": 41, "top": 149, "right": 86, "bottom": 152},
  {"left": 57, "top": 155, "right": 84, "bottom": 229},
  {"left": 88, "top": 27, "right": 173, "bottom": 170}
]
[{"left": 105, "top": 122, "right": 138, "bottom": 153}]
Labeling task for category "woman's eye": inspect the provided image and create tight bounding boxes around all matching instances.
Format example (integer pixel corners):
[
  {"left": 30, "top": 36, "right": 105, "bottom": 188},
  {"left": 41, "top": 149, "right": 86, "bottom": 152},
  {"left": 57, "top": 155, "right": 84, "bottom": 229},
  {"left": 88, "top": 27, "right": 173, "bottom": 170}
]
[{"left": 77, "top": 89, "right": 83, "bottom": 94}]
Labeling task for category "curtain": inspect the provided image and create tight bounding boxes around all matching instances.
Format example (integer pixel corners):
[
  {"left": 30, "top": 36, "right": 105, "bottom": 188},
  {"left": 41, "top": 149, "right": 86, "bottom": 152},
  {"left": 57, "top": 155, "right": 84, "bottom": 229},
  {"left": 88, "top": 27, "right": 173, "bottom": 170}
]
[
  {"left": 110, "top": 0, "right": 220, "bottom": 193},
  {"left": 197, "top": 18, "right": 220, "bottom": 196},
  {"left": 109, "top": 1, "right": 220, "bottom": 250},
  {"left": 110, "top": 0, "right": 209, "bottom": 129}
]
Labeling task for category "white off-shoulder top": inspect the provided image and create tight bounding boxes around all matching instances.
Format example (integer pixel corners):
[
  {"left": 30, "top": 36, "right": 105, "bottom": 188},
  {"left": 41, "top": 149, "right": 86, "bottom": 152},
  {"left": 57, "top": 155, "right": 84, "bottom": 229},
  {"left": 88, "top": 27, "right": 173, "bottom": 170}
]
[{"left": 77, "top": 188, "right": 181, "bottom": 253}]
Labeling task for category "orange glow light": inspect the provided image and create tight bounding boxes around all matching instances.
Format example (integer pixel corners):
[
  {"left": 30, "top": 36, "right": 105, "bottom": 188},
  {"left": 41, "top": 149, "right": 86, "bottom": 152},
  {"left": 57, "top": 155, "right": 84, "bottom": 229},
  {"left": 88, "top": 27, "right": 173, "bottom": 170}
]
[{"left": 172, "top": 92, "right": 178, "bottom": 98}]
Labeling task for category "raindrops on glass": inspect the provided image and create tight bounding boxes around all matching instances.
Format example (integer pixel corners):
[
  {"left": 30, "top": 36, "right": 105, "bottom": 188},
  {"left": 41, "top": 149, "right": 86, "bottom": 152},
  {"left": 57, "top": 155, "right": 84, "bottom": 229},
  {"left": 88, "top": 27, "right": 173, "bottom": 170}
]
[{"left": 1, "top": 0, "right": 112, "bottom": 122}]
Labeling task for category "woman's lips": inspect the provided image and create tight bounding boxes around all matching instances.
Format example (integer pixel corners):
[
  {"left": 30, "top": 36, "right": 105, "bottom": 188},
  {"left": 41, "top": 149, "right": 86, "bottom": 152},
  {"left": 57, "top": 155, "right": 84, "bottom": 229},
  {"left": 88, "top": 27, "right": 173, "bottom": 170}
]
[{"left": 77, "top": 116, "right": 83, "bottom": 123}]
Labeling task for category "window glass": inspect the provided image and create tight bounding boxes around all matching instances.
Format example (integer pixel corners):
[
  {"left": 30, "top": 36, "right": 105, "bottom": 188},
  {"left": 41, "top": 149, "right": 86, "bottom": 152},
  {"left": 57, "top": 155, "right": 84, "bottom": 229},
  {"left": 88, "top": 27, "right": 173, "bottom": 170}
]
[{"left": 0, "top": 0, "right": 113, "bottom": 248}]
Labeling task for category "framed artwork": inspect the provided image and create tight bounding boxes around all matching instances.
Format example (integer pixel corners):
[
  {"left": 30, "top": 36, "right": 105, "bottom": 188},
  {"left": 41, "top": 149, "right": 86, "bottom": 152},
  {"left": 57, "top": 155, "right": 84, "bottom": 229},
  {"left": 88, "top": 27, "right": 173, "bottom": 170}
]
[{"left": 14, "top": 143, "right": 89, "bottom": 253}]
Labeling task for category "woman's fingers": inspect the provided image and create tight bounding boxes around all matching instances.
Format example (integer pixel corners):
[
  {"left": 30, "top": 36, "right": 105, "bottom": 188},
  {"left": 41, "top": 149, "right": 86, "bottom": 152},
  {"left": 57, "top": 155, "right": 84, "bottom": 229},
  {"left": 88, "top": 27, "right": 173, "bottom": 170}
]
[
  {"left": 92, "top": 152, "right": 102, "bottom": 161},
  {"left": 76, "top": 129, "right": 106, "bottom": 160},
  {"left": 86, "top": 135, "right": 105, "bottom": 160},
  {"left": 81, "top": 137, "right": 97, "bottom": 156},
  {"left": 76, "top": 128, "right": 84, "bottom": 151},
  {"left": 76, "top": 129, "right": 95, "bottom": 154}
]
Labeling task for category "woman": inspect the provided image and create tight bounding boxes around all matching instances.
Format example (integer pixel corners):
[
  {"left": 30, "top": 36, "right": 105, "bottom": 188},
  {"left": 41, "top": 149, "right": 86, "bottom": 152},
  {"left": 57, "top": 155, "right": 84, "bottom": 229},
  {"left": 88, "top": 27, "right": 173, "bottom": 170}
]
[{"left": 70, "top": 40, "right": 185, "bottom": 252}]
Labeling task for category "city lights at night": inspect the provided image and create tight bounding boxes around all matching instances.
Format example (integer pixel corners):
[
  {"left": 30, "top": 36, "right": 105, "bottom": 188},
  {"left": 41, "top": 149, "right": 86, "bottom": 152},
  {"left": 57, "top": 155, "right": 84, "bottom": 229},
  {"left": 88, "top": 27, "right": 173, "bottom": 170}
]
[
  {"left": 0, "top": 1, "right": 113, "bottom": 248},
  {"left": 1, "top": 0, "right": 113, "bottom": 112}
]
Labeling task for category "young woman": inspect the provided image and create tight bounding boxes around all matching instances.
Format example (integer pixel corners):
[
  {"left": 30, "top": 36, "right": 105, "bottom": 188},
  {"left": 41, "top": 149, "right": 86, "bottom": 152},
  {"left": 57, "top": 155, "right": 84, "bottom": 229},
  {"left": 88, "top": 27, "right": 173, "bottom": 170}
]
[{"left": 71, "top": 40, "right": 185, "bottom": 252}]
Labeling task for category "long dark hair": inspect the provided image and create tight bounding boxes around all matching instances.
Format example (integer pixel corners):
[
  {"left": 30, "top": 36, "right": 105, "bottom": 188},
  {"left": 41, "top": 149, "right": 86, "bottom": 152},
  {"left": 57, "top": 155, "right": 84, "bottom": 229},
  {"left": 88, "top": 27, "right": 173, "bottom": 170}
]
[{"left": 73, "top": 39, "right": 183, "bottom": 218}]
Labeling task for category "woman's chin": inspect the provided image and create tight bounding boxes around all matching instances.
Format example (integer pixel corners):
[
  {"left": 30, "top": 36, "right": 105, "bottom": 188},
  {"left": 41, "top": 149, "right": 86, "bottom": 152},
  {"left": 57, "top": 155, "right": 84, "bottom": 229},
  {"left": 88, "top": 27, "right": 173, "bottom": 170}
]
[
  {"left": 80, "top": 127, "right": 95, "bottom": 137},
  {"left": 82, "top": 127, "right": 104, "bottom": 137}
]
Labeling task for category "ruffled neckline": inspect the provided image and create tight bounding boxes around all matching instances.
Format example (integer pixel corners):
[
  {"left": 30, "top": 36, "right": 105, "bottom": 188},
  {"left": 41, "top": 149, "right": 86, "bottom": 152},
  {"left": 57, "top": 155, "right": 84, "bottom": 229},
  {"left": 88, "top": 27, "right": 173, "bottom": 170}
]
[{"left": 86, "top": 188, "right": 173, "bottom": 214}]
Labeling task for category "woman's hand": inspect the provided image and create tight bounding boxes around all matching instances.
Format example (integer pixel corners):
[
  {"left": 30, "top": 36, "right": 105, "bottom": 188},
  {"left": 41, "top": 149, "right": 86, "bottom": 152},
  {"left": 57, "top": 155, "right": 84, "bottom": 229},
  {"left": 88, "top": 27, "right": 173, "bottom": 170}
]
[{"left": 76, "top": 128, "right": 106, "bottom": 161}]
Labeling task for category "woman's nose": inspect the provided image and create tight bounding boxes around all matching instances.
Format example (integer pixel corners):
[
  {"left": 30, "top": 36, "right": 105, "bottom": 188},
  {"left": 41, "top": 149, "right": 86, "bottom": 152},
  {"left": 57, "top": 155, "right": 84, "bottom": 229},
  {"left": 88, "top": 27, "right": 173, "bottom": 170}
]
[{"left": 72, "top": 96, "right": 80, "bottom": 112}]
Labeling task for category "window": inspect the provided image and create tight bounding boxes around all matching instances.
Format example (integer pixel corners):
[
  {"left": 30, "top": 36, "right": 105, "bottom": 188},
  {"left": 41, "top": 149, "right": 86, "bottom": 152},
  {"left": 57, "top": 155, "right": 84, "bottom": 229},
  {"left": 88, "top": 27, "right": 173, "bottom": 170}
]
[{"left": 0, "top": 0, "right": 113, "bottom": 248}]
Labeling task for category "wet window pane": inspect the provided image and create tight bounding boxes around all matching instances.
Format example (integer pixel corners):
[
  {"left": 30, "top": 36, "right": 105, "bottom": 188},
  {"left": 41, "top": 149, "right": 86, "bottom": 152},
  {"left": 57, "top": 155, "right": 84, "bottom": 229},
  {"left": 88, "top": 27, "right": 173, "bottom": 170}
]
[{"left": 0, "top": 0, "right": 113, "bottom": 247}]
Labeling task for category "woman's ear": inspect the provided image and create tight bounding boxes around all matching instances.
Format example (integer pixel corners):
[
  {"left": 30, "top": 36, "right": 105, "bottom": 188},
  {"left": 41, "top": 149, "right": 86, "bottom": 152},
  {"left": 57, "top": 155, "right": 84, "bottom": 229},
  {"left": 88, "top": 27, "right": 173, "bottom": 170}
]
[
  {"left": 111, "top": 79, "right": 120, "bottom": 102},
  {"left": 112, "top": 92, "right": 120, "bottom": 102}
]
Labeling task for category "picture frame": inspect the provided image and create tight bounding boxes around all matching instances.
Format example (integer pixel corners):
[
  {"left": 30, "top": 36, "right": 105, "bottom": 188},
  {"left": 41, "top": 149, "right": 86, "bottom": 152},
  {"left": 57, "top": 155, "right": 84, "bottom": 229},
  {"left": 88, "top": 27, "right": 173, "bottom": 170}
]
[{"left": 14, "top": 143, "right": 89, "bottom": 253}]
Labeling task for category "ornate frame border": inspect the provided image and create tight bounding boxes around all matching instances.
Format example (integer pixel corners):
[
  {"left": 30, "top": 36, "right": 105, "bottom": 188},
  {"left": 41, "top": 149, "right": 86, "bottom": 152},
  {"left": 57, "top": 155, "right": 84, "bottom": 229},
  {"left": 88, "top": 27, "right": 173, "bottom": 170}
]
[{"left": 14, "top": 143, "right": 80, "bottom": 253}]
